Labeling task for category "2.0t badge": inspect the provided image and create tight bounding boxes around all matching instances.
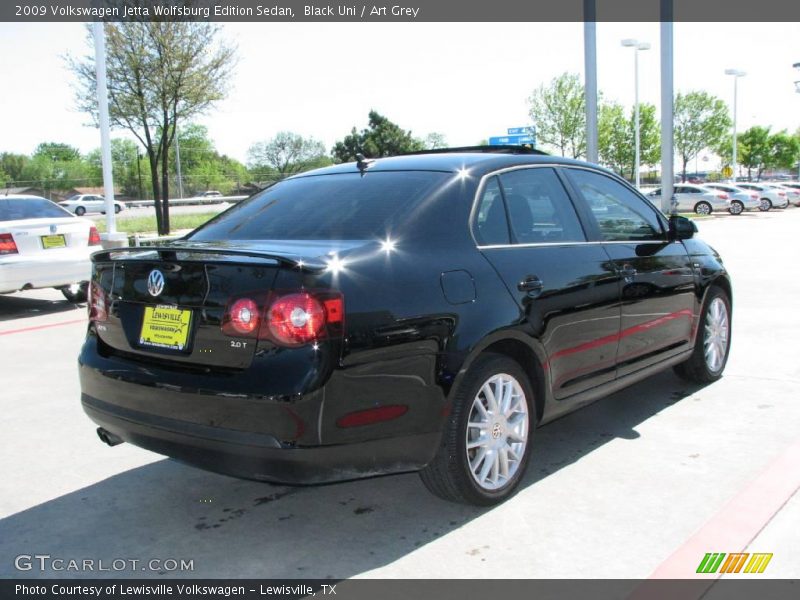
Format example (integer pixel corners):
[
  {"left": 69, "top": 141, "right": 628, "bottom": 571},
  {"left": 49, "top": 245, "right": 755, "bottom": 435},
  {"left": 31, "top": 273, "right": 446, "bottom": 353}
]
[{"left": 147, "top": 269, "right": 165, "bottom": 297}]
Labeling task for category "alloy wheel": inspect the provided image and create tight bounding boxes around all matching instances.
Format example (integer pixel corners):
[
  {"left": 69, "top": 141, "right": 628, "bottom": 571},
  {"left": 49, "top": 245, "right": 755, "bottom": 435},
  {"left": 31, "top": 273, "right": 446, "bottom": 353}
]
[
  {"left": 465, "top": 373, "right": 529, "bottom": 491},
  {"left": 704, "top": 297, "right": 729, "bottom": 373}
]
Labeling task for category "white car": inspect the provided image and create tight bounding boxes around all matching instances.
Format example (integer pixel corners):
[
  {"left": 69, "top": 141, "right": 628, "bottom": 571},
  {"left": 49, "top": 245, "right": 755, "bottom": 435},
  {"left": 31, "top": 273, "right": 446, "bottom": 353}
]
[
  {"left": 199, "top": 190, "right": 223, "bottom": 198},
  {"left": 1, "top": 195, "right": 100, "bottom": 302},
  {"left": 645, "top": 184, "right": 730, "bottom": 215},
  {"left": 764, "top": 182, "right": 800, "bottom": 207},
  {"left": 778, "top": 182, "right": 800, "bottom": 206},
  {"left": 703, "top": 183, "right": 761, "bottom": 215},
  {"left": 59, "top": 194, "right": 127, "bottom": 216},
  {"left": 736, "top": 183, "right": 789, "bottom": 211}
]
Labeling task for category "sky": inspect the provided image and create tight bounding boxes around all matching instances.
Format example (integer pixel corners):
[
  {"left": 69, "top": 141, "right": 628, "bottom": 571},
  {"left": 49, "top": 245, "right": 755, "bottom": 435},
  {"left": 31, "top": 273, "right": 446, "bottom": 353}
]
[{"left": 1, "top": 21, "right": 799, "bottom": 165}]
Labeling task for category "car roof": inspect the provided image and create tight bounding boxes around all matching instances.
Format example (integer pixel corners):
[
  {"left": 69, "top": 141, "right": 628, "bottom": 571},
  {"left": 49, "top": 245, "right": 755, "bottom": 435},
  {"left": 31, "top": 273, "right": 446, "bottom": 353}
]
[
  {"left": 290, "top": 150, "right": 599, "bottom": 180},
  {"left": 0, "top": 194, "right": 50, "bottom": 201}
]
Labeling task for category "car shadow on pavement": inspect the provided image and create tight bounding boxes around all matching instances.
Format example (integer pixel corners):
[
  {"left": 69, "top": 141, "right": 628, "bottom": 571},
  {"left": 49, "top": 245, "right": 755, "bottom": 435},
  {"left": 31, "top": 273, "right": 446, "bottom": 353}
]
[
  {"left": 0, "top": 294, "right": 84, "bottom": 322},
  {"left": 0, "top": 371, "right": 701, "bottom": 579}
]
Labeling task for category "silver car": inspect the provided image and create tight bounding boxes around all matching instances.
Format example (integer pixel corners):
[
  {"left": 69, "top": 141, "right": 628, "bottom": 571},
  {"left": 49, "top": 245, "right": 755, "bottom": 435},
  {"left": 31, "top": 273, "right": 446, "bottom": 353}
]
[
  {"left": 704, "top": 183, "right": 761, "bottom": 215},
  {"left": 764, "top": 182, "right": 800, "bottom": 207},
  {"left": 646, "top": 184, "right": 730, "bottom": 215},
  {"left": 736, "top": 183, "right": 789, "bottom": 211},
  {"left": 778, "top": 182, "right": 800, "bottom": 206}
]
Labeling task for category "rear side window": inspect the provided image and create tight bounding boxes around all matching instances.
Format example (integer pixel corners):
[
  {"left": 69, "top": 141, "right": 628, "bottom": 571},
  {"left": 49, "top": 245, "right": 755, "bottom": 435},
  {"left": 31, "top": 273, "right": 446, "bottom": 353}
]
[
  {"left": 474, "top": 177, "right": 509, "bottom": 246},
  {"left": 189, "top": 171, "right": 448, "bottom": 241},
  {"left": 0, "top": 198, "right": 73, "bottom": 221},
  {"left": 498, "top": 168, "right": 586, "bottom": 244},
  {"left": 567, "top": 169, "right": 664, "bottom": 242}
]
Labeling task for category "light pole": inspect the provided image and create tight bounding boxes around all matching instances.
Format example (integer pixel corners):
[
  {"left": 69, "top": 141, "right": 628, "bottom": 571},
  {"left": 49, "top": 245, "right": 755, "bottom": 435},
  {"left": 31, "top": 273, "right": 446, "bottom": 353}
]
[
  {"left": 622, "top": 39, "right": 650, "bottom": 188},
  {"left": 724, "top": 69, "right": 746, "bottom": 183}
]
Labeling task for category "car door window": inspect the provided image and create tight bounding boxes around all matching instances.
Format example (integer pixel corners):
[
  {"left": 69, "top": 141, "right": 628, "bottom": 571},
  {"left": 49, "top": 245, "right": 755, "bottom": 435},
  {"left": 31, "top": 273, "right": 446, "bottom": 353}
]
[
  {"left": 497, "top": 168, "right": 585, "bottom": 244},
  {"left": 567, "top": 169, "right": 664, "bottom": 242},
  {"left": 474, "top": 177, "right": 510, "bottom": 246}
]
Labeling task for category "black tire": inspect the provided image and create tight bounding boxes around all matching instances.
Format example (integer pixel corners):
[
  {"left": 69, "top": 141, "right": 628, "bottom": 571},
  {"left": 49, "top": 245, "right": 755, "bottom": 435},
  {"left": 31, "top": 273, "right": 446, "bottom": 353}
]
[
  {"left": 674, "top": 285, "right": 731, "bottom": 384},
  {"left": 729, "top": 201, "right": 744, "bottom": 215},
  {"left": 60, "top": 281, "right": 88, "bottom": 303},
  {"left": 114, "top": 204, "right": 121, "bottom": 214},
  {"left": 419, "top": 353, "right": 535, "bottom": 506},
  {"left": 694, "top": 201, "right": 712, "bottom": 215},
  {"left": 759, "top": 198, "right": 771, "bottom": 212},
  {"left": 74, "top": 206, "right": 86, "bottom": 216}
]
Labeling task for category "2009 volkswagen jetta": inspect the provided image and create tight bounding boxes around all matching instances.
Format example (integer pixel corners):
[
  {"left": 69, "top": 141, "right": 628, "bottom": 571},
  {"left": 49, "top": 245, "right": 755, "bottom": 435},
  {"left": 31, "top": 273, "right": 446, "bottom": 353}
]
[{"left": 79, "top": 148, "right": 732, "bottom": 505}]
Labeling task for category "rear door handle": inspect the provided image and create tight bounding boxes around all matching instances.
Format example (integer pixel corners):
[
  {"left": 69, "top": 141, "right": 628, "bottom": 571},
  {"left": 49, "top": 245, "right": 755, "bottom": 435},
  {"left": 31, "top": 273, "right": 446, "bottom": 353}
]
[{"left": 518, "top": 276, "right": 544, "bottom": 296}]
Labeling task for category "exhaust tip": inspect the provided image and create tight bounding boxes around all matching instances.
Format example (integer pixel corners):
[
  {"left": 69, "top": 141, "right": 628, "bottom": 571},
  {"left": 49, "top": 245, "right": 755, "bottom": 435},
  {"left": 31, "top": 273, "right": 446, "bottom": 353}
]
[{"left": 96, "top": 427, "right": 124, "bottom": 447}]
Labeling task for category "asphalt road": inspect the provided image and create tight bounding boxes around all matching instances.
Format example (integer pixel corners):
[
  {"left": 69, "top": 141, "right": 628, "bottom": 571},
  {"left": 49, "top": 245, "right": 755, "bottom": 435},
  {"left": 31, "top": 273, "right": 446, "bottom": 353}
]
[{"left": 1, "top": 207, "right": 798, "bottom": 581}]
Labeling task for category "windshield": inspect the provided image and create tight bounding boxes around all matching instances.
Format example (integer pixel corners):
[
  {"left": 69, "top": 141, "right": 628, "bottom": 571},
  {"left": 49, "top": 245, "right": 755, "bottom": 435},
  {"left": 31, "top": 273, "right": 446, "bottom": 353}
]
[
  {"left": 189, "top": 171, "right": 448, "bottom": 241},
  {"left": 0, "top": 197, "right": 75, "bottom": 221}
]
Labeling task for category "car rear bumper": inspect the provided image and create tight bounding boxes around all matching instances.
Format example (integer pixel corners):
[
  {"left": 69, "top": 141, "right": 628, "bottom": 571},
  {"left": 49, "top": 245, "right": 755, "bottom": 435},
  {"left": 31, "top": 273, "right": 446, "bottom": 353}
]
[
  {"left": 0, "top": 250, "right": 91, "bottom": 294},
  {"left": 82, "top": 393, "right": 439, "bottom": 484}
]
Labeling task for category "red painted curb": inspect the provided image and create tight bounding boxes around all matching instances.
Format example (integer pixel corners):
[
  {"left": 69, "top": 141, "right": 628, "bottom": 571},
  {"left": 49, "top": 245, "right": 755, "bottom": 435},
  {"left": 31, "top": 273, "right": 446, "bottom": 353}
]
[{"left": 0, "top": 318, "right": 87, "bottom": 336}]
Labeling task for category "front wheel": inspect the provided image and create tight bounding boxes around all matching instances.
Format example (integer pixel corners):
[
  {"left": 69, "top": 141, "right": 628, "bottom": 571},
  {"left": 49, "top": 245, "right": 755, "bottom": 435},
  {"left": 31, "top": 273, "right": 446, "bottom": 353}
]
[
  {"left": 694, "top": 201, "right": 712, "bottom": 215},
  {"left": 759, "top": 198, "right": 771, "bottom": 212},
  {"left": 729, "top": 201, "right": 744, "bottom": 215},
  {"left": 60, "top": 281, "right": 88, "bottom": 303},
  {"left": 419, "top": 353, "right": 535, "bottom": 505},
  {"left": 114, "top": 204, "right": 121, "bottom": 214},
  {"left": 674, "top": 285, "right": 731, "bottom": 383},
  {"left": 74, "top": 206, "right": 86, "bottom": 216}
]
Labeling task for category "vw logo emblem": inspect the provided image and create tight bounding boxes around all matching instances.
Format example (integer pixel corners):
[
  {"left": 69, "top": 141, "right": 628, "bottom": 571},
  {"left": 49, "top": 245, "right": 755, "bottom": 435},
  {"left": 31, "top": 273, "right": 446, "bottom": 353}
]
[
  {"left": 147, "top": 269, "right": 165, "bottom": 297},
  {"left": 49, "top": 224, "right": 57, "bottom": 234}
]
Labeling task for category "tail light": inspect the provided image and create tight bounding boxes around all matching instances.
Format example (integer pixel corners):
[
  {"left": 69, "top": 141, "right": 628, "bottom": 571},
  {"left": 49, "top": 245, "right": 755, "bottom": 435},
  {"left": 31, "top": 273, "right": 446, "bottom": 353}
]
[
  {"left": 0, "top": 233, "right": 18, "bottom": 255},
  {"left": 222, "top": 291, "right": 344, "bottom": 347},
  {"left": 778, "top": 192, "right": 786, "bottom": 197},
  {"left": 88, "top": 226, "right": 101, "bottom": 246},
  {"left": 88, "top": 281, "right": 108, "bottom": 322},
  {"left": 751, "top": 194, "right": 758, "bottom": 199},
  {"left": 718, "top": 193, "right": 729, "bottom": 200}
]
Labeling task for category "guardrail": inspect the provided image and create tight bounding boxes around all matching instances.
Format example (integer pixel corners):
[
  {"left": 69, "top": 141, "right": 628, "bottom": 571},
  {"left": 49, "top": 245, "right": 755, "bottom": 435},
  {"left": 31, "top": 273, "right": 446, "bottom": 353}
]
[{"left": 125, "top": 195, "right": 249, "bottom": 208}]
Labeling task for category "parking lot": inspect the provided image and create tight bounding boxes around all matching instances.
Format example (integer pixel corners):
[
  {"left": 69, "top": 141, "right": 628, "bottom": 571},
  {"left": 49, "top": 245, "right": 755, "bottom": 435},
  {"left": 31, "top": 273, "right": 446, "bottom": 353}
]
[{"left": 1, "top": 207, "right": 798, "bottom": 580}]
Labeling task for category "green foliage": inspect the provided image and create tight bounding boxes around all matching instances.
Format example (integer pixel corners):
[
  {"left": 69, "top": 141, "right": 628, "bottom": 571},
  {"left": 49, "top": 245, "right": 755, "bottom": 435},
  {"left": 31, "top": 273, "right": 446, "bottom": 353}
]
[
  {"left": 248, "top": 131, "right": 328, "bottom": 175},
  {"left": 424, "top": 132, "right": 448, "bottom": 150},
  {"left": 733, "top": 126, "right": 800, "bottom": 180},
  {"left": 0, "top": 153, "right": 29, "bottom": 182},
  {"left": 33, "top": 142, "right": 81, "bottom": 162},
  {"left": 527, "top": 73, "right": 586, "bottom": 159},
  {"left": 69, "top": 22, "right": 237, "bottom": 234},
  {"left": 674, "top": 91, "right": 731, "bottom": 182},
  {"left": 331, "top": 111, "right": 424, "bottom": 162},
  {"left": 598, "top": 101, "right": 660, "bottom": 180}
]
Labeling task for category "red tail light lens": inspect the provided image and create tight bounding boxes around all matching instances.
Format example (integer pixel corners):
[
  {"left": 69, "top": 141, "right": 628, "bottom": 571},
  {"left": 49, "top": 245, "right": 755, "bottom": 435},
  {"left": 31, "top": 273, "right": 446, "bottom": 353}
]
[
  {"left": 267, "top": 293, "right": 326, "bottom": 346},
  {"left": 718, "top": 193, "right": 729, "bottom": 200},
  {"left": 0, "top": 233, "right": 18, "bottom": 255},
  {"left": 88, "top": 226, "right": 101, "bottom": 246},
  {"left": 223, "top": 298, "right": 260, "bottom": 336},
  {"left": 88, "top": 281, "right": 108, "bottom": 322}
]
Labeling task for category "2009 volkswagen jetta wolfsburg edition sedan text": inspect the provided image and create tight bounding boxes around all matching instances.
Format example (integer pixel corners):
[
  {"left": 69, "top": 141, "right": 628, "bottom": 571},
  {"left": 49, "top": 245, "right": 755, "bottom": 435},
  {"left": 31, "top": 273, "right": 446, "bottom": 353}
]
[{"left": 79, "top": 148, "right": 732, "bottom": 505}]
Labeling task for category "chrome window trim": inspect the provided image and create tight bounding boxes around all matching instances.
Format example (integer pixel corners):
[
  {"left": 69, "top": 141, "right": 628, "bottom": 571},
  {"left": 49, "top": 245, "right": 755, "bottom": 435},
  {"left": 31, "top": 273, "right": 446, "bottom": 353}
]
[{"left": 477, "top": 240, "right": 673, "bottom": 250}]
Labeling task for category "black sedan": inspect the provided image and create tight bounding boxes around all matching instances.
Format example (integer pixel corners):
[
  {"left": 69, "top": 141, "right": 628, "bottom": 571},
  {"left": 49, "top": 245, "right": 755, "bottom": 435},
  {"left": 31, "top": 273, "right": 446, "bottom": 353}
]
[{"left": 79, "top": 148, "right": 732, "bottom": 505}]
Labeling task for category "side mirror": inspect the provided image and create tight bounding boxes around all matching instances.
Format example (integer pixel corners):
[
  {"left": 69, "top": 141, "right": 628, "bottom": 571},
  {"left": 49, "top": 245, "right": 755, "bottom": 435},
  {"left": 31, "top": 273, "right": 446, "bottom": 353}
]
[{"left": 669, "top": 215, "right": 697, "bottom": 240}]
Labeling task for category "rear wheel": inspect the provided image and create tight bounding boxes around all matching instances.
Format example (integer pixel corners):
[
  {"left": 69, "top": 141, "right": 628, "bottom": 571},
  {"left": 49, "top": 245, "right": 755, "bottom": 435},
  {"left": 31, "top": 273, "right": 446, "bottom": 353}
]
[
  {"left": 674, "top": 285, "right": 731, "bottom": 383},
  {"left": 694, "top": 201, "right": 712, "bottom": 215},
  {"left": 74, "top": 206, "right": 86, "bottom": 216},
  {"left": 759, "top": 198, "right": 771, "bottom": 211},
  {"left": 419, "top": 353, "right": 535, "bottom": 505},
  {"left": 114, "top": 204, "right": 121, "bottom": 214},
  {"left": 60, "top": 281, "right": 88, "bottom": 303},
  {"left": 728, "top": 201, "right": 744, "bottom": 215}
]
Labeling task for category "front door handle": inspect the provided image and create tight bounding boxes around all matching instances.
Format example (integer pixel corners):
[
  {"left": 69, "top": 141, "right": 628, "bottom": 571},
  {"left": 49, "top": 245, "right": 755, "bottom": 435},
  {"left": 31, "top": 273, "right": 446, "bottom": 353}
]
[
  {"left": 618, "top": 264, "right": 637, "bottom": 280},
  {"left": 518, "top": 276, "right": 544, "bottom": 296}
]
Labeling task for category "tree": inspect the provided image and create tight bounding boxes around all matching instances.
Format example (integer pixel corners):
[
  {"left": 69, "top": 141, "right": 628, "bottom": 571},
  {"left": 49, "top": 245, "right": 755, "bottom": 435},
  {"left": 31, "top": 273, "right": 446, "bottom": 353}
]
[
  {"left": 86, "top": 138, "right": 144, "bottom": 197},
  {"left": 674, "top": 91, "right": 731, "bottom": 182},
  {"left": 0, "top": 153, "right": 30, "bottom": 183},
  {"left": 424, "top": 132, "right": 447, "bottom": 149},
  {"left": 247, "top": 132, "right": 327, "bottom": 176},
  {"left": 32, "top": 142, "right": 81, "bottom": 163},
  {"left": 734, "top": 126, "right": 800, "bottom": 181},
  {"left": 69, "top": 23, "right": 236, "bottom": 234},
  {"left": 598, "top": 101, "right": 660, "bottom": 180},
  {"left": 527, "top": 73, "right": 586, "bottom": 159},
  {"left": 331, "top": 111, "right": 424, "bottom": 162}
]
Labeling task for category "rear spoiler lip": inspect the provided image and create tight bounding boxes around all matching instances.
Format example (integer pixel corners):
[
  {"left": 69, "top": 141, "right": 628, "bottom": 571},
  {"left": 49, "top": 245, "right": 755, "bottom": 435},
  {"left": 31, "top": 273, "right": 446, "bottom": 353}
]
[{"left": 90, "top": 245, "right": 328, "bottom": 271}]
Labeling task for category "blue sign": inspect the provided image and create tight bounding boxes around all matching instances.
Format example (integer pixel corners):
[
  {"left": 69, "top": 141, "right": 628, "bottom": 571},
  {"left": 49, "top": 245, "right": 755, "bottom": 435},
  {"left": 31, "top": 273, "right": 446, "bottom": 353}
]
[
  {"left": 507, "top": 127, "right": 535, "bottom": 135},
  {"left": 489, "top": 134, "right": 535, "bottom": 145}
]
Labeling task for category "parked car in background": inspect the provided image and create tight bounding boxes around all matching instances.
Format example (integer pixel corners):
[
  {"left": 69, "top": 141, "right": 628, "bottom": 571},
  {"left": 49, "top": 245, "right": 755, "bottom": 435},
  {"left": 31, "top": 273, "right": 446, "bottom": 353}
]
[
  {"left": 79, "top": 149, "right": 732, "bottom": 506},
  {"left": 704, "top": 183, "right": 761, "bottom": 214},
  {"left": 60, "top": 194, "right": 127, "bottom": 216},
  {"left": 199, "top": 190, "right": 223, "bottom": 199},
  {"left": 1, "top": 195, "right": 100, "bottom": 302},
  {"left": 778, "top": 182, "right": 800, "bottom": 206},
  {"left": 645, "top": 184, "right": 730, "bottom": 215},
  {"left": 736, "top": 183, "right": 789, "bottom": 211},
  {"left": 763, "top": 182, "right": 800, "bottom": 206}
]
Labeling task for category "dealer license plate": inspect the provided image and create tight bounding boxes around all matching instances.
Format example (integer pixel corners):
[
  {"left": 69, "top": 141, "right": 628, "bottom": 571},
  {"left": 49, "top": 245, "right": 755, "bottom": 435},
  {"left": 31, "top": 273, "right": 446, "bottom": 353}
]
[{"left": 139, "top": 305, "right": 192, "bottom": 351}]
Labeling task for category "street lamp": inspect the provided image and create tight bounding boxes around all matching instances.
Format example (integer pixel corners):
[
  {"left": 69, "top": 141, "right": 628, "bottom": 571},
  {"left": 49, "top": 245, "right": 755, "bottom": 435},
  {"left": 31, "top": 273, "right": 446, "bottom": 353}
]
[
  {"left": 622, "top": 38, "right": 650, "bottom": 188},
  {"left": 793, "top": 63, "right": 800, "bottom": 179},
  {"left": 724, "top": 69, "right": 746, "bottom": 183}
]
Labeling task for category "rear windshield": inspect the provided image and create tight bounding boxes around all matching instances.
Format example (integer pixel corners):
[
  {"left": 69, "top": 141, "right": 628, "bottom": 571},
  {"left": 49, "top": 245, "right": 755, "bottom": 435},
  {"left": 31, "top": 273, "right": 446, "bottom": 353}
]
[
  {"left": 0, "top": 197, "right": 74, "bottom": 221},
  {"left": 189, "top": 171, "right": 448, "bottom": 241}
]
